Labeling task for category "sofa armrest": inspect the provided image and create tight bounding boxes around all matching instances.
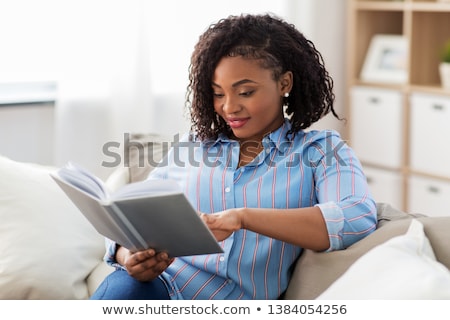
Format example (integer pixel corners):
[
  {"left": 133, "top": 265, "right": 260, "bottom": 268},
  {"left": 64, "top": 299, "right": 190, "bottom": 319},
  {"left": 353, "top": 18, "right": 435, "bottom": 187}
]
[
  {"left": 86, "top": 261, "right": 116, "bottom": 297},
  {"left": 284, "top": 217, "right": 412, "bottom": 299},
  {"left": 284, "top": 202, "right": 417, "bottom": 299}
]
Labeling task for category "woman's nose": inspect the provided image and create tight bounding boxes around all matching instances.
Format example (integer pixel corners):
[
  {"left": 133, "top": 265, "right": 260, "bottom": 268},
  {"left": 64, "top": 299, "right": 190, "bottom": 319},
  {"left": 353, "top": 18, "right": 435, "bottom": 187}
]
[{"left": 222, "top": 96, "right": 241, "bottom": 114}]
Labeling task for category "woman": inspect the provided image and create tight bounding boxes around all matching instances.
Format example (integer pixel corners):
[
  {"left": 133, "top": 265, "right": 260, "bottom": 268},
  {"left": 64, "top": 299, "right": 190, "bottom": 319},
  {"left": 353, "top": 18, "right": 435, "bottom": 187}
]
[{"left": 91, "top": 13, "right": 377, "bottom": 300}]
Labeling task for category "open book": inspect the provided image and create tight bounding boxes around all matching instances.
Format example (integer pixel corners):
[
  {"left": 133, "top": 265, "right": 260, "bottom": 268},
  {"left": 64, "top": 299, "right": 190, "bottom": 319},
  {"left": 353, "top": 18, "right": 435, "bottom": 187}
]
[{"left": 50, "top": 162, "right": 223, "bottom": 257}]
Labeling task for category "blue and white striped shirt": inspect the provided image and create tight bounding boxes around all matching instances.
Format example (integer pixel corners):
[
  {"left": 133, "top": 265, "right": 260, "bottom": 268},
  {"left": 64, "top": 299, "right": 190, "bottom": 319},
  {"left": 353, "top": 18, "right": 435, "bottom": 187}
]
[{"left": 105, "top": 119, "right": 377, "bottom": 299}]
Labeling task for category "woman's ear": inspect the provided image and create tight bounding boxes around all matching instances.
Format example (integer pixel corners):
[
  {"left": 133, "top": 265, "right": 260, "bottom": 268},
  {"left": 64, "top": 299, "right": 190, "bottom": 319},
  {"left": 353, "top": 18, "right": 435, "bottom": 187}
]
[{"left": 280, "top": 71, "right": 293, "bottom": 94}]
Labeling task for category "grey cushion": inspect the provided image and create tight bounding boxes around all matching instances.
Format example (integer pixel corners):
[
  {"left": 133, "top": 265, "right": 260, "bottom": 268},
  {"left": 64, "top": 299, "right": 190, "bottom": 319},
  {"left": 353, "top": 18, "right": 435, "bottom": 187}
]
[
  {"left": 284, "top": 203, "right": 450, "bottom": 300},
  {"left": 124, "top": 133, "right": 169, "bottom": 183}
]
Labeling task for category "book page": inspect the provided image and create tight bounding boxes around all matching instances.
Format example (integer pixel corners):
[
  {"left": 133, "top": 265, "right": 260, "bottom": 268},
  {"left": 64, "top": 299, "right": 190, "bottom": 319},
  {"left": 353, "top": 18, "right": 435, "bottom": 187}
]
[
  {"left": 55, "top": 162, "right": 182, "bottom": 201},
  {"left": 56, "top": 162, "right": 108, "bottom": 200},
  {"left": 52, "top": 162, "right": 223, "bottom": 256},
  {"left": 111, "top": 179, "right": 181, "bottom": 200}
]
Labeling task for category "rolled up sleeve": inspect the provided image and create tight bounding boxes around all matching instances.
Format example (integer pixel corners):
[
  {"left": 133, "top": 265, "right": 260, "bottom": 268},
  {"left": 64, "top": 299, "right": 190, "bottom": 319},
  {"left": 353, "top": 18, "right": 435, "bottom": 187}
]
[
  {"left": 311, "top": 131, "right": 377, "bottom": 251},
  {"left": 103, "top": 238, "right": 126, "bottom": 270}
]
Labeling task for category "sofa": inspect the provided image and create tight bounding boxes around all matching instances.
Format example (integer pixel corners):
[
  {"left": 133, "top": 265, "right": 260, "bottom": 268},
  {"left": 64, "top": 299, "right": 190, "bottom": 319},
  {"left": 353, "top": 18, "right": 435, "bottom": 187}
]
[{"left": 1, "top": 133, "right": 449, "bottom": 300}]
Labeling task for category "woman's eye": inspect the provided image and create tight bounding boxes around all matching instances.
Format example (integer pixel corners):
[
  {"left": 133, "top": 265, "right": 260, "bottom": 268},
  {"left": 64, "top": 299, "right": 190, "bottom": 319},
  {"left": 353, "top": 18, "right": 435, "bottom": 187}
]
[
  {"left": 213, "top": 93, "right": 224, "bottom": 98},
  {"left": 240, "top": 91, "right": 254, "bottom": 97}
]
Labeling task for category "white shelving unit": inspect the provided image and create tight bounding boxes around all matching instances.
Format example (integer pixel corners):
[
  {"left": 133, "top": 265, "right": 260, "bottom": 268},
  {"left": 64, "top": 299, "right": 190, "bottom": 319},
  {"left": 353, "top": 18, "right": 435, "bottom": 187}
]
[{"left": 346, "top": 0, "right": 450, "bottom": 216}]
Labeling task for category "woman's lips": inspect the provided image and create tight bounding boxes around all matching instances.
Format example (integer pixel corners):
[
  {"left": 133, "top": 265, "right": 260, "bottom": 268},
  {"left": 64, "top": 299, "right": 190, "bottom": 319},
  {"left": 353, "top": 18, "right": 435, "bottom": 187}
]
[{"left": 227, "top": 118, "right": 249, "bottom": 129}]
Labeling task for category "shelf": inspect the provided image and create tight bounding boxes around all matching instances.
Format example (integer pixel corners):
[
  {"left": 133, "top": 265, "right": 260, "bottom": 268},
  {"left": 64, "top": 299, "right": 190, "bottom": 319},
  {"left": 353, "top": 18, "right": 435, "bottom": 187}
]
[
  {"left": 349, "top": 1, "right": 450, "bottom": 89},
  {"left": 355, "top": 1, "right": 450, "bottom": 12},
  {"left": 347, "top": 0, "right": 450, "bottom": 213},
  {"left": 0, "top": 81, "right": 57, "bottom": 105},
  {"left": 353, "top": 80, "right": 408, "bottom": 90},
  {"left": 407, "top": 168, "right": 450, "bottom": 183},
  {"left": 410, "top": 2, "right": 450, "bottom": 12},
  {"left": 409, "top": 84, "right": 450, "bottom": 95},
  {"left": 355, "top": 2, "right": 406, "bottom": 11},
  {"left": 409, "top": 10, "right": 450, "bottom": 86}
]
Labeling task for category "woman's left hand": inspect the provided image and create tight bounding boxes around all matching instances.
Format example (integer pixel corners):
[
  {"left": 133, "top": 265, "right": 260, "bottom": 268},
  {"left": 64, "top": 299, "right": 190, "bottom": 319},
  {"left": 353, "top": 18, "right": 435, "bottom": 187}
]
[{"left": 199, "top": 209, "right": 244, "bottom": 241}]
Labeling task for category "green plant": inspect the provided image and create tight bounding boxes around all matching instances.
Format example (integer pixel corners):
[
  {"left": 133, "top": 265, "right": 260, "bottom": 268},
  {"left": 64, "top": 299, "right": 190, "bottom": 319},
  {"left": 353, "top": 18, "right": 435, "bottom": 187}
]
[{"left": 441, "top": 40, "right": 450, "bottom": 63}]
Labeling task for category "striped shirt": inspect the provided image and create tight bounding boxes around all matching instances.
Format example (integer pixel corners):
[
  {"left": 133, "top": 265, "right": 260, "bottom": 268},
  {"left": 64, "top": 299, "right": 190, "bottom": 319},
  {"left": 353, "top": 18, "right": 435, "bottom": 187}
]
[{"left": 105, "top": 119, "right": 377, "bottom": 299}]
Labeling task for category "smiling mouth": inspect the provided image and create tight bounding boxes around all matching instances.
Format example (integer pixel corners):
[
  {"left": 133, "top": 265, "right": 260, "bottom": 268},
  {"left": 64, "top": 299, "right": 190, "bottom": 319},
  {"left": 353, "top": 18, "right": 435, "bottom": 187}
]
[{"left": 227, "top": 118, "right": 249, "bottom": 129}]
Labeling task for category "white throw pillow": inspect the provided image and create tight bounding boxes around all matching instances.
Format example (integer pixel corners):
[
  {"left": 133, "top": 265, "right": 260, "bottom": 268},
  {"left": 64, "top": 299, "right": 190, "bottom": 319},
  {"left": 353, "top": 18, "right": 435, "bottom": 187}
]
[
  {"left": 317, "top": 219, "right": 450, "bottom": 299},
  {"left": 0, "top": 155, "right": 105, "bottom": 299}
]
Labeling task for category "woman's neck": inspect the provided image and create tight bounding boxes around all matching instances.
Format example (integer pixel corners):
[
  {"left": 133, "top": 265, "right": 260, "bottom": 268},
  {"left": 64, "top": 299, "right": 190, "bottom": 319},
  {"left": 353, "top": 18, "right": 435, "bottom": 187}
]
[{"left": 238, "top": 139, "right": 263, "bottom": 167}]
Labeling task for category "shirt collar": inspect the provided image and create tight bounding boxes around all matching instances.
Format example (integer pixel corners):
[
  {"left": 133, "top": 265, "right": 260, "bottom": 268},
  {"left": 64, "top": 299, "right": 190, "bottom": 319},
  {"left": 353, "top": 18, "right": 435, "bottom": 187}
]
[
  {"left": 263, "top": 119, "right": 293, "bottom": 152},
  {"left": 205, "top": 118, "right": 294, "bottom": 153}
]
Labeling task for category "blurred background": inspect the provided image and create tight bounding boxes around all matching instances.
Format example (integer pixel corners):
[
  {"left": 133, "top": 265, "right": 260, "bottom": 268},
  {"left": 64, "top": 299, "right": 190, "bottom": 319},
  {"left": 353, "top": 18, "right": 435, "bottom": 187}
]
[{"left": 0, "top": 0, "right": 345, "bottom": 179}]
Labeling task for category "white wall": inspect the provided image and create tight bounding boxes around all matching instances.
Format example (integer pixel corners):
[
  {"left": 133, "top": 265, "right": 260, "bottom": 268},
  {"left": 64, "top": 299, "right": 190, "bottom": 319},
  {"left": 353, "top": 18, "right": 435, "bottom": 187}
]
[
  {"left": 148, "top": 0, "right": 346, "bottom": 137},
  {"left": 286, "top": 0, "right": 347, "bottom": 135},
  {"left": 0, "top": 103, "right": 54, "bottom": 165},
  {"left": 0, "top": 0, "right": 347, "bottom": 177},
  {"left": 145, "top": 0, "right": 288, "bottom": 137}
]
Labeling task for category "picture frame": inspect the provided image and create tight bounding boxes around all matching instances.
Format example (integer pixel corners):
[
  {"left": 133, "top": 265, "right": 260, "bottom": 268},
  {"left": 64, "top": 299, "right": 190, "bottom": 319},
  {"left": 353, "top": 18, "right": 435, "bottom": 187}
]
[{"left": 360, "top": 34, "right": 408, "bottom": 84}]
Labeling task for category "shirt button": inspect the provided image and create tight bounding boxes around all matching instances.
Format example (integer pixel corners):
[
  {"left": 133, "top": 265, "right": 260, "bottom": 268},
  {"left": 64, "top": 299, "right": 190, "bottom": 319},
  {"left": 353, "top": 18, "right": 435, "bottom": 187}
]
[
  {"left": 265, "top": 148, "right": 271, "bottom": 154},
  {"left": 225, "top": 187, "right": 231, "bottom": 193},
  {"left": 219, "top": 256, "right": 225, "bottom": 262}
]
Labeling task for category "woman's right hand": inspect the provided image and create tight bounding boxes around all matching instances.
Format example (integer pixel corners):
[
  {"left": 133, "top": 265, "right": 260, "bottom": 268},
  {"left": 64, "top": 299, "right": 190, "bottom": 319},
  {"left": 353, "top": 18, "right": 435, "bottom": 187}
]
[{"left": 116, "top": 246, "right": 174, "bottom": 282}]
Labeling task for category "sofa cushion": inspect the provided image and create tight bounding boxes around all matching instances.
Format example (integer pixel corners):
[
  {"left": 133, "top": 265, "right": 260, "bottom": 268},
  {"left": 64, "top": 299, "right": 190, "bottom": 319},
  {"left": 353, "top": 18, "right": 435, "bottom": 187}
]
[
  {"left": 284, "top": 203, "right": 430, "bottom": 299},
  {"left": 98, "top": 132, "right": 450, "bottom": 300},
  {"left": 317, "top": 219, "right": 450, "bottom": 299},
  {"left": 86, "top": 261, "right": 115, "bottom": 296},
  {"left": 417, "top": 216, "right": 450, "bottom": 270},
  {"left": 0, "top": 155, "right": 105, "bottom": 299},
  {"left": 124, "top": 133, "right": 169, "bottom": 183}
]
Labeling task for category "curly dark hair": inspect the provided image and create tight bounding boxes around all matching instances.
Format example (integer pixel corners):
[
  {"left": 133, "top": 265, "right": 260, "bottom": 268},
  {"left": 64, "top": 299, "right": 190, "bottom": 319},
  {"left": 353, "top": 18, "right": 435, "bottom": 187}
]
[{"left": 186, "top": 13, "right": 340, "bottom": 140}]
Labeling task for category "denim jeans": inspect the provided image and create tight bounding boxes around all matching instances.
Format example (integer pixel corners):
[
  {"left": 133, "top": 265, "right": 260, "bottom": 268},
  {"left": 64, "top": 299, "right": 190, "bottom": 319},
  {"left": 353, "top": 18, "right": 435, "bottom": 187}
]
[{"left": 90, "top": 269, "right": 170, "bottom": 300}]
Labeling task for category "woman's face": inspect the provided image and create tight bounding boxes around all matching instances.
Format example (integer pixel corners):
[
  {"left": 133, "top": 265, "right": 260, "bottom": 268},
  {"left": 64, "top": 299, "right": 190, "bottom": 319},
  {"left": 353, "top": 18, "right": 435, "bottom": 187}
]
[{"left": 212, "top": 56, "right": 291, "bottom": 143}]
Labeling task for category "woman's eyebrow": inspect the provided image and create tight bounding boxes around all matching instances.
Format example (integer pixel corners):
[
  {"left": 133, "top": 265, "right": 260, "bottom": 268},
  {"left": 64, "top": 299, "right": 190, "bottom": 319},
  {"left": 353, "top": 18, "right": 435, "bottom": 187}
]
[
  {"left": 232, "top": 79, "right": 257, "bottom": 87},
  {"left": 212, "top": 79, "right": 258, "bottom": 88}
]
